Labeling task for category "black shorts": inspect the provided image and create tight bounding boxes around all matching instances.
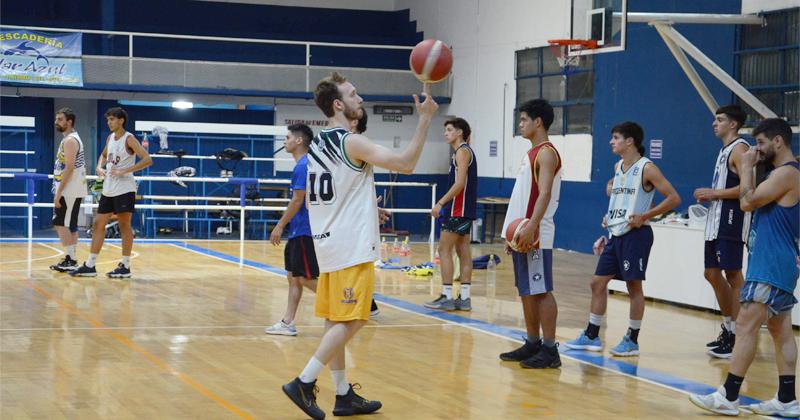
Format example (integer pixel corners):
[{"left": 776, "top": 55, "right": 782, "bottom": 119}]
[
  {"left": 595, "top": 226, "right": 654, "bottom": 281},
  {"left": 704, "top": 239, "right": 744, "bottom": 271},
  {"left": 98, "top": 192, "right": 136, "bottom": 214},
  {"left": 52, "top": 196, "right": 82, "bottom": 232},
  {"left": 440, "top": 216, "right": 473, "bottom": 235},
  {"left": 284, "top": 236, "right": 319, "bottom": 279}
]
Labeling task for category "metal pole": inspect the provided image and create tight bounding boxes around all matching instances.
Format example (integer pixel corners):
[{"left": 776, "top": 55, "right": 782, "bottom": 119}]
[
  {"left": 306, "top": 44, "right": 311, "bottom": 92},
  {"left": 429, "top": 183, "right": 436, "bottom": 262},
  {"left": 26, "top": 178, "right": 35, "bottom": 240},
  {"left": 239, "top": 183, "right": 246, "bottom": 267},
  {"left": 653, "top": 23, "right": 718, "bottom": 114},
  {"left": 128, "top": 35, "right": 133, "bottom": 84},
  {"left": 628, "top": 12, "right": 764, "bottom": 25},
  {"left": 656, "top": 24, "right": 778, "bottom": 119}
]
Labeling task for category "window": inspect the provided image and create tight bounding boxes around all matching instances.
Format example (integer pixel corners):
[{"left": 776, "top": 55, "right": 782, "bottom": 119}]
[
  {"left": 514, "top": 46, "right": 594, "bottom": 135},
  {"left": 735, "top": 8, "right": 799, "bottom": 125}
]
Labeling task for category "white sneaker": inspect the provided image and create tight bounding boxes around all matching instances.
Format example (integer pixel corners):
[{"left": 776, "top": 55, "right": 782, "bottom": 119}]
[
  {"left": 742, "top": 395, "right": 800, "bottom": 417},
  {"left": 265, "top": 320, "right": 297, "bottom": 336},
  {"left": 689, "top": 386, "right": 740, "bottom": 416}
]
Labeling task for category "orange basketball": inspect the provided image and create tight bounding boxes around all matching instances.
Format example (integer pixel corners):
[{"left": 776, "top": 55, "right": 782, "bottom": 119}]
[
  {"left": 409, "top": 39, "right": 453, "bottom": 83},
  {"left": 505, "top": 218, "right": 539, "bottom": 252}
]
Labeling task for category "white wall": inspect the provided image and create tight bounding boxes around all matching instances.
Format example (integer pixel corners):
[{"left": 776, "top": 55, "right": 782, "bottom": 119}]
[
  {"left": 273, "top": 103, "right": 451, "bottom": 174},
  {"left": 396, "top": 0, "right": 592, "bottom": 181},
  {"left": 196, "top": 0, "right": 396, "bottom": 11},
  {"left": 741, "top": 0, "right": 797, "bottom": 14}
]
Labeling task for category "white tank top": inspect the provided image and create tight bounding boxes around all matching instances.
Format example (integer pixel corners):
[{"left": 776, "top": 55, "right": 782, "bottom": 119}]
[
  {"left": 306, "top": 127, "right": 380, "bottom": 272},
  {"left": 704, "top": 138, "right": 751, "bottom": 241},
  {"left": 103, "top": 131, "right": 138, "bottom": 197},
  {"left": 53, "top": 132, "right": 88, "bottom": 198},
  {"left": 606, "top": 157, "right": 655, "bottom": 237}
]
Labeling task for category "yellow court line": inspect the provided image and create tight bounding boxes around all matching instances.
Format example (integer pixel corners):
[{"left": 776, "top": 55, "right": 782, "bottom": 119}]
[{"left": 15, "top": 275, "right": 255, "bottom": 420}]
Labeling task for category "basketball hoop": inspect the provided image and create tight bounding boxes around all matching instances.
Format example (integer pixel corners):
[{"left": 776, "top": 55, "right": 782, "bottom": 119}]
[{"left": 547, "top": 39, "right": 598, "bottom": 76}]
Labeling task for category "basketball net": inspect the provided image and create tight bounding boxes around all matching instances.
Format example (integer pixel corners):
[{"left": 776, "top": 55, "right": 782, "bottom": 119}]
[{"left": 548, "top": 42, "right": 581, "bottom": 83}]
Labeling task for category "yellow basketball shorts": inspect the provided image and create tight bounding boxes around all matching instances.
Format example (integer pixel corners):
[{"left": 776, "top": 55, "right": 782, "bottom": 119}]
[{"left": 315, "top": 261, "right": 375, "bottom": 321}]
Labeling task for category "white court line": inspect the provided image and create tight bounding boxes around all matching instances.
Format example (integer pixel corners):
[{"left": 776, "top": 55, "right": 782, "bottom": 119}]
[
  {"left": 0, "top": 323, "right": 447, "bottom": 333},
  {"left": 170, "top": 244, "right": 739, "bottom": 403},
  {"left": 0, "top": 242, "right": 63, "bottom": 265}
]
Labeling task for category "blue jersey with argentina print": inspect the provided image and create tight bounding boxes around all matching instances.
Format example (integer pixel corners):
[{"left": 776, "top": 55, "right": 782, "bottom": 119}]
[
  {"left": 606, "top": 157, "right": 655, "bottom": 237},
  {"left": 745, "top": 161, "right": 800, "bottom": 294}
]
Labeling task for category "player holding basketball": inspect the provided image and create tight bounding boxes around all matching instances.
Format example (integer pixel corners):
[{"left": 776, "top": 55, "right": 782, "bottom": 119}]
[
  {"left": 694, "top": 104, "right": 750, "bottom": 358},
  {"left": 425, "top": 117, "right": 477, "bottom": 312},
  {"left": 282, "top": 72, "right": 438, "bottom": 419},
  {"left": 690, "top": 118, "right": 800, "bottom": 417},
  {"left": 564, "top": 121, "right": 680, "bottom": 357},
  {"left": 498, "top": 99, "right": 563, "bottom": 369}
]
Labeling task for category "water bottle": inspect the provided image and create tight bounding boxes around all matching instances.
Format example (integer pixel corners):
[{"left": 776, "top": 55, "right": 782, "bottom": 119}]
[
  {"left": 142, "top": 134, "right": 149, "bottom": 151},
  {"left": 487, "top": 253, "right": 497, "bottom": 285},
  {"left": 380, "top": 237, "right": 388, "bottom": 261},
  {"left": 487, "top": 253, "right": 497, "bottom": 271},
  {"left": 392, "top": 237, "right": 400, "bottom": 254}
]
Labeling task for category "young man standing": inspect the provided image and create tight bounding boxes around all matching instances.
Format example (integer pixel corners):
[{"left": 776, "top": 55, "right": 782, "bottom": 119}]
[
  {"left": 497, "top": 99, "right": 563, "bottom": 369},
  {"left": 49, "top": 107, "right": 88, "bottom": 272},
  {"left": 690, "top": 118, "right": 799, "bottom": 417},
  {"left": 694, "top": 104, "right": 750, "bottom": 358},
  {"left": 564, "top": 122, "right": 680, "bottom": 357},
  {"left": 265, "top": 124, "right": 319, "bottom": 336},
  {"left": 72, "top": 107, "right": 152, "bottom": 278},
  {"left": 282, "top": 72, "right": 437, "bottom": 419},
  {"left": 424, "top": 117, "right": 477, "bottom": 312}
]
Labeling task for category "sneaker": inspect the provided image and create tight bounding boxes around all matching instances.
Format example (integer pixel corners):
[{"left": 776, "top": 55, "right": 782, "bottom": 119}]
[
  {"left": 742, "top": 395, "right": 800, "bottom": 417},
  {"left": 707, "top": 324, "right": 731, "bottom": 348},
  {"left": 332, "top": 383, "right": 382, "bottom": 416},
  {"left": 520, "top": 343, "right": 561, "bottom": 369},
  {"left": 423, "top": 295, "right": 455, "bottom": 311},
  {"left": 50, "top": 256, "right": 78, "bottom": 272},
  {"left": 708, "top": 334, "right": 735, "bottom": 359},
  {"left": 370, "top": 300, "right": 380, "bottom": 317},
  {"left": 107, "top": 263, "right": 132, "bottom": 279},
  {"left": 282, "top": 377, "right": 325, "bottom": 420},
  {"left": 69, "top": 263, "right": 97, "bottom": 277},
  {"left": 265, "top": 320, "right": 297, "bottom": 336},
  {"left": 499, "top": 339, "right": 542, "bottom": 361},
  {"left": 610, "top": 335, "right": 640, "bottom": 357},
  {"left": 563, "top": 331, "right": 603, "bottom": 352},
  {"left": 689, "top": 386, "right": 740, "bottom": 416},
  {"left": 454, "top": 297, "right": 471, "bottom": 311}
]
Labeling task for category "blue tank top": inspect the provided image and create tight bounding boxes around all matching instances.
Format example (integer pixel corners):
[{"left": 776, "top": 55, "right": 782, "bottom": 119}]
[
  {"left": 288, "top": 155, "right": 312, "bottom": 239},
  {"left": 745, "top": 161, "right": 800, "bottom": 294},
  {"left": 443, "top": 143, "right": 477, "bottom": 219}
]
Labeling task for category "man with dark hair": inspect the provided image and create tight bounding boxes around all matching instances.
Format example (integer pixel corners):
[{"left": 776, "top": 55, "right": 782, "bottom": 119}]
[
  {"left": 282, "top": 72, "right": 437, "bottom": 419},
  {"left": 71, "top": 107, "right": 152, "bottom": 278},
  {"left": 49, "top": 107, "right": 88, "bottom": 272},
  {"left": 425, "top": 117, "right": 477, "bottom": 311},
  {"left": 694, "top": 104, "right": 750, "bottom": 358},
  {"left": 498, "top": 99, "right": 562, "bottom": 369},
  {"left": 565, "top": 121, "right": 680, "bottom": 357},
  {"left": 266, "top": 123, "right": 319, "bottom": 336},
  {"left": 691, "top": 118, "right": 799, "bottom": 417}
]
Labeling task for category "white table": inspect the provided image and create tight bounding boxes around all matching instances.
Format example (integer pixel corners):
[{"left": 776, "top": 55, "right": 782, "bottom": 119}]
[{"left": 608, "top": 223, "right": 800, "bottom": 326}]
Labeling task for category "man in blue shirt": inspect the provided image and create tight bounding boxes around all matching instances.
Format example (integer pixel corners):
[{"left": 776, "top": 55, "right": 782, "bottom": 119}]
[
  {"left": 266, "top": 124, "right": 319, "bottom": 336},
  {"left": 690, "top": 118, "right": 800, "bottom": 417}
]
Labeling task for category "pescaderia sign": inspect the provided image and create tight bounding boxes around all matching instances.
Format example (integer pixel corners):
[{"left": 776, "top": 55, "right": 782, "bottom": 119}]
[{"left": 0, "top": 30, "right": 83, "bottom": 87}]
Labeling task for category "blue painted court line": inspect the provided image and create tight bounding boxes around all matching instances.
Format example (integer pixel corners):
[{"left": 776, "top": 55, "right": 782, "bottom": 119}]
[{"left": 4, "top": 239, "right": 770, "bottom": 411}]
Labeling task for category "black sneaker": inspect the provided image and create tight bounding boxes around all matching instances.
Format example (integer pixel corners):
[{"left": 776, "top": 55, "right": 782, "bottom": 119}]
[
  {"left": 69, "top": 263, "right": 97, "bottom": 277},
  {"left": 50, "top": 256, "right": 78, "bottom": 272},
  {"left": 332, "top": 383, "right": 382, "bottom": 417},
  {"left": 370, "top": 300, "right": 380, "bottom": 317},
  {"left": 520, "top": 343, "right": 562, "bottom": 369},
  {"left": 706, "top": 324, "right": 730, "bottom": 348},
  {"left": 107, "top": 263, "right": 131, "bottom": 279},
  {"left": 499, "top": 339, "right": 542, "bottom": 361},
  {"left": 282, "top": 377, "right": 325, "bottom": 420},
  {"left": 708, "top": 333, "right": 735, "bottom": 359}
]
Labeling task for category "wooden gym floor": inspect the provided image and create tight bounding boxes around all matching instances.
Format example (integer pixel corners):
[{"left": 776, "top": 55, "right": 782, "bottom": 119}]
[{"left": 0, "top": 240, "right": 794, "bottom": 419}]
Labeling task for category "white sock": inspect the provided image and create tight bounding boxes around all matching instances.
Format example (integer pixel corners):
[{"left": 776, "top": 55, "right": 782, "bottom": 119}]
[
  {"left": 443, "top": 285, "right": 453, "bottom": 299},
  {"left": 298, "top": 357, "right": 324, "bottom": 384},
  {"left": 589, "top": 313, "right": 604, "bottom": 326},
  {"left": 729, "top": 321, "right": 736, "bottom": 334},
  {"left": 121, "top": 256, "right": 131, "bottom": 268},
  {"left": 460, "top": 284, "right": 471, "bottom": 300},
  {"left": 66, "top": 245, "right": 76, "bottom": 259},
  {"left": 723, "top": 316, "right": 732, "bottom": 331},
  {"left": 331, "top": 370, "right": 350, "bottom": 396},
  {"left": 86, "top": 253, "right": 98, "bottom": 268},
  {"left": 629, "top": 319, "right": 642, "bottom": 330}
]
